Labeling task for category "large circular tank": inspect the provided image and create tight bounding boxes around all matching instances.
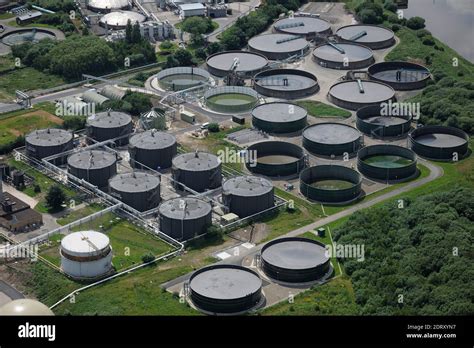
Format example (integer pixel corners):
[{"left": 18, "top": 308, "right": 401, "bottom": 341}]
[
  {"left": 336, "top": 24, "right": 395, "bottom": 49},
  {"left": 251, "top": 102, "right": 307, "bottom": 133},
  {"left": 99, "top": 11, "right": 146, "bottom": 30},
  {"left": 67, "top": 150, "right": 117, "bottom": 188},
  {"left": 408, "top": 126, "right": 469, "bottom": 161},
  {"left": 204, "top": 86, "right": 259, "bottom": 114},
  {"left": 356, "top": 104, "right": 412, "bottom": 138},
  {"left": 206, "top": 51, "right": 268, "bottom": 77},
  {"left": 172, "top": 152, "right": 222, "bottom": 192},
  {"left": 88, "top": 0, "right": 130, "bottom": 13},
  {"left": 254, "top": 68, "right": 319, "bottom": 99},
  {"left": 0, "top": 299, "right": 54, "bottom": 316},
  {"left": 158, "top": 197, "right": 212, "bottom": 241},
  {"left": 312, "top": 42, "right": 374, "bottom": 69},
  {"left": 222, "top": 176, "right": 274, "bottom": 218},
  {"left": 273, "top": 15, "right": 332, "bottom": 37},
  {"left": 60, "top": 231, "right": 113, "bottom": 280},
  {"left": 358, "top": 145, "right": 417, "bottom": 181},
  {"left": 261, "top": 237, "right": 331, "bottom": 283},
  {"left": 368, "top": 61, "right": 431, "bottom": 90},
  {"left": 245, "top": 141, "right": 306, "bottom": 177},
  {"left": 155, "top": 67, "right": 210, "bottom": 91},
  {"left": 303, "top": 123, "right": 362, "bottom": 157},
  {"left": 189, "top": 264, "right": 263, "bottom": 314},
  {"left": 328, "top": 80, "right": 395, "bottom": 110},
  {"left": 1, "top": 28, "right": 58, "bottom": 46},
  {"left": 129, "top": 130, "right": 177, "bottom": 170},
  {"left": 300, "top": 165, "right": 362, "bottom": 203},
  {"left": 86, "top": 110, "right": 133, "bottom": 146},
  {"left": 248, "top": 33, "right": 310, "bottom": 60},
  {"left": 109, "top": 171, "right": 161, "bottom": 212},
  {"left": 25, "top": 128, "right": 73, "bottom": 165}
]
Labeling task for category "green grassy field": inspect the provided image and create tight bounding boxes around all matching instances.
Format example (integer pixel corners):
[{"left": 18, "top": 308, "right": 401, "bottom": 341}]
[{"left": 295, "top": 100, "right": 352, "bottom": 118}]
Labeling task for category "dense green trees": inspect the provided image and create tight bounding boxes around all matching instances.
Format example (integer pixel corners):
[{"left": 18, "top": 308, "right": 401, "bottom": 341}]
[
  {"left": 355, "top": 0, "right": 384, "bottom": 24},
  {"left": 45, "top": 185, "right": 66, "bottom": 211},
  {"left": 333, "top": 188, "right": 474, "bottom": 315},
  {"left": 100, "top": 91, "right": 152, "bottom": 116},
  {"left": 407, "top": 16, "right": 426, "bottom": 30}
]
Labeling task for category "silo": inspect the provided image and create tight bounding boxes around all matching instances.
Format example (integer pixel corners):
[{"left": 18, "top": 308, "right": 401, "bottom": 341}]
[
  {"left": 158, "top": 197, "right": 212, "bottom": 241},
  {"left": 129, "top": 130, "right": 177, "bottom": 170},
  {"left": 172, "top": 152, "right": 222, "bottom": 192},
  {"left": 67, "top": 150, "right": 117, "bottom": 188},
  {"left": 60, "top": 230, "right": 113, "bottom": 280},
  {"left": 0, "top": 299, "right": 54, "bottom": 316},
  {"left": 109, "top": 171, "right": 161, "bottom": 212},
  {"left": 25, "top": 128, "right": 73, "bottom": 165},
  {"left": 222, "top": 176, "right": 274, "bottom": 218},
  {"left": 86, "top": 110, "right": 133, "bottom": 146}
]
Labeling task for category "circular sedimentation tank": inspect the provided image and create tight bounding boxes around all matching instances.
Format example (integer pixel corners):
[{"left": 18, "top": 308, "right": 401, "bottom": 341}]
[
  {"left": 60, "top": 230, "right": 113, "bottom": 279},
  {"left": 88, "top": 0, "right": 130, "bottom": 13},
  {"left": 312, "top": 42, "right": 374, "bottom": 69},
  {"left": 206, "top": 50, "right": 268, "bottom": 77},
  {"left": 109, "top": 171, "right": 161, "bottom": 212},
  {"left": 86, "top": 110, "right": 133, "bottom": 146},
  {"left": 409, "top": 126, "right": 469, "bottom": 161},
  {"left": 368, "top": 61, "right": 431, "bottom": 90},
  {"left": 155, "top": 67, "right": 210, "bottom": 91},
  {"left": 303, "top": 123, "right": 362, "bottom": 157},
  {"left": 358, "top": 144, "right": 417, "bottom": 181},
  {"left": 189, "top": 264, "right": 263, "bottom": 314},
  {"left": 273, "top": 15, "right": 332, "bottom": 37},
  {"left": 245, "top": 141, "right": 306, "bottom": 177},
  {"left": 129, "top": 130, "right": 177, "bottom": 170},
  {"left": 67, "top": 150, "right": 117, "bottom": 188},
  {"left": 248, "top": 33, "right": 310, "bottom": 60},
  {"left": 99, "top": 11, "right": 146, "bottom": 29},
  {"left": 253, "top": 68, "right": 319, "bottom": 99},
  {"left": 328, "top": 79, "right": 395, "bottom": 110},
  {"left": 158, "top": 197, "right": 212, "bottom": 241},
  {"left": 1, "top": 28, "right": 57, "bottom": 46},
  {"left": 336, "top": 24, "right": 395, "bottom": 49},
  {"left": 222, "top": 176, "right": 274, "bottom": 218},
  {"left": 25, "top": 128, "right": 73, "bottom": 165},
  {"left": 251, "top": 102, "right": 307, "bottom": 133},
  {"left": 204, "top": 86, "right": 259, "bottom": 114},
  {"left": 0, "top": 299, "right": 54, "bottom": 316},
  {"left": 300, "top": 165, "right": 362, "bottom": 203},
  {"left": 356, "top": 104, "right": 412, "bottom": 138},
  {"left": 172, "top": 152, "right": 222, "bottom": 192},
  {"left": 261, "top": 237, "right": 331, "bottom": 283}
]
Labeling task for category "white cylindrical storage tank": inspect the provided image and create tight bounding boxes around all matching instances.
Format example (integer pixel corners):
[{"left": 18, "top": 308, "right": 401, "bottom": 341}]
[{"left": 60, "top": 231, "right": 113, "bottom": 280}]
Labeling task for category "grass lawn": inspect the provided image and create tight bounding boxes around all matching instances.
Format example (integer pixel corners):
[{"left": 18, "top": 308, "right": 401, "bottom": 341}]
[
  {"left": 295, "top": 100, "right": 352, "bottom": 118},
  {"left": 56, "top": 204, "right": 104, "bottom": 226}
]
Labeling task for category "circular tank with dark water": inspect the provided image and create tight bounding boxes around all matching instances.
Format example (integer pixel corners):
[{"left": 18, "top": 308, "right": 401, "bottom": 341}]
[
  {"left": 303, "top": 123, "right": 362, "bottom": 157},
  {"left": 328, "top": 80, "right": 395, "bottom": 110},
  {"left": 336, "top": 24, "right": 395, "bottom": 49},
  {"left": 251, "top": 102, "right": 307, "bottom": 133},
  {"left": 155, "top": 67, "right": 210, "bottom": 91},
  {"left": 368, "top": 61, "right": 431, "bottom": 90},
  {"left": 356, "top": 104, "right": 412, "bottom": 138},
  {"left": 1, "top": 28, "right": 57, "bottom": 46},
  {"left": 312, "top": 42, "right": 374, "bottom": 69},
  {"left": 254, "top": 69, "right": 319, "bottom": 99}
]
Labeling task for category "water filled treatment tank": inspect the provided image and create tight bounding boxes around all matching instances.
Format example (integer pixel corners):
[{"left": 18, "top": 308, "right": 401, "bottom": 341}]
[
  {"left": 129, "top": 130, "right": 177, "bottom": 170},
  {"left": 204, "top": 86, "right": 259, "bottom": 114},
  {"left": 67, "top": 150, "right": 117, "bottom": 188},
  {"left": 357, "top": 144, "right": 417, "bottom": 181},
  {"left": 299, "top": 165, "right": 362, "bottom": 203},
  {"left": 246, "top": 141, "right": 306, "bottom": 177},
  {"left": 367, "top": 61, "right": 431, "bottom": 90},
  {"left": 222, "top": 176, "right": 274, "bottom": 218},
  {"left": 155, "top": 67, "right": 211, "bottom": 91},
  {"left": 189, "top": 264, "right": 263, "bottom": 314},
  {"left": 109, "top": 171, "right": 161, "bottom": 212},
  {"left": 356, "top": 104, "right": 412, "bottom": 138},
  {"left": 25, "top": 128, "right": 73, "bottom": 165},
  {"left": 312, "top": 42, "right": 374, "bottom": 70},
  {"left": 261, "top": 237, "right": 331, "bottom": 283},
  {"left": 86, "top": 110, "right": 133, "bottom": 146},
  {"left": 251, "top": 102, "right": 308, "bottom": 133},
  {"left": 158, "top": 197, "right": 212, "bottom": 241},
  {"left": 253, "top": 68, "right": 319, "bottom": 99},
  {"left": 408, "top": 125, "right": 469, "bottom": 161},
  {"left": 172, "top": 152, "right": 222, "bottom": 192},
  {"left": 60, "top": 230, "right": 113, "bottom": 279},
  {"left": 303, "top": 123, "right": 362, "bottom": 157}
]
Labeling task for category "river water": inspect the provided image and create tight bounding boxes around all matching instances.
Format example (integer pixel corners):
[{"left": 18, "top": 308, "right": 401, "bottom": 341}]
[{"left": 403, "top": 0, "right": 474, "bottom": 63}]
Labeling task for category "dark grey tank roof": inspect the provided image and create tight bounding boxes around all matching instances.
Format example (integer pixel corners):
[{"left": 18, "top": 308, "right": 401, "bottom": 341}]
[
  {"left": 109, "top": 171, "right": 160, "bottom": 193},
  {"left": 87, "top": 111, "right": 132, "bottom": 128},
  {"left": 303, "top": 123, "right": 361, "bottom": 145},
  {"left": 329, "top": 80, "right": 395, "bottom": 103},
  {"left": 223, "top": 176, "right": 273, "bottom": 197},
  {"left": 158, "top": 197, "right": 212, "bottom": 220},
  {"left": 336, "top": 25, "right": 394, "bottom": 44},
  {"left": 313, "top": 43, "right": 373, "bottom": 63},
  {"left": 252, "top": 102, "right": 307, "bottom": 123},
  {"left": 172, "top": 152, "right": 220, "bottom": 172},
  {"left": 26, "top": 128, "right": 73, "bottom": 146},
  {"left": 274, "top": 16, "right": 331, "bottom": 35},
  {"left": 248, "top": 33, "right": 309, "bottom": 54},
  {"left": 129, "top": 130, "right": 177, "bottom": 150},
  {"left": 67, "top": 150, "right": 116, "bottom": 170}
]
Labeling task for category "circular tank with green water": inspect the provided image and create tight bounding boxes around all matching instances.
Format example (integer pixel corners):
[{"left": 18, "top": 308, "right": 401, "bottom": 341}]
[{"left": 204, "top": 86, "right": 259, "bottom": 114}]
